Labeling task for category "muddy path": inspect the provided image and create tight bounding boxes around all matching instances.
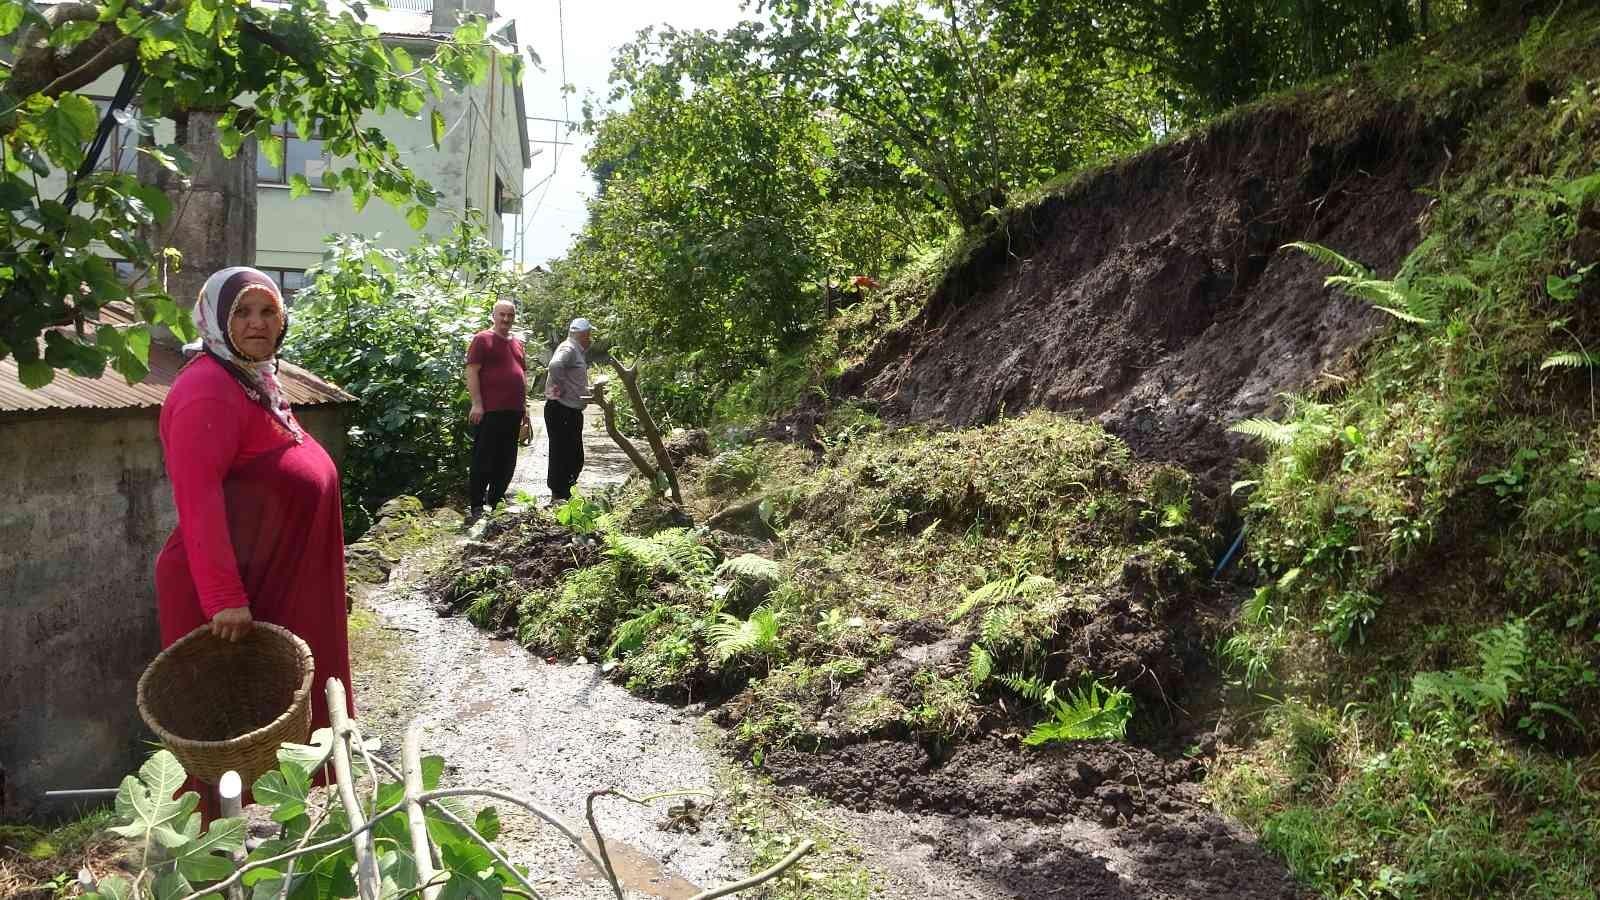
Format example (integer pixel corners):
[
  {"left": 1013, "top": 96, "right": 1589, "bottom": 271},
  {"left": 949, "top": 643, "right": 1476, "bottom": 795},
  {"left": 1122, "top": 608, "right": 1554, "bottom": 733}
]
[
  {"left": 352, "top": 417, "right": 731, "bottom": 899},
  {"left": 350, "top": 418, "right": 1302, "bottom": 899}
]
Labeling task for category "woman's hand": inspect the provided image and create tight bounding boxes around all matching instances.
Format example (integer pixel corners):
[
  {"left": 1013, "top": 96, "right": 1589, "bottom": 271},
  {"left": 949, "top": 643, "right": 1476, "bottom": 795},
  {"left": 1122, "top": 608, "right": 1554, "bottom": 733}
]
[
  {"left": 468, "top": 402, "right": 485, "bottom": 426},
  {"left": 211, "top": 606, "right": 254, "bottom": 642}
]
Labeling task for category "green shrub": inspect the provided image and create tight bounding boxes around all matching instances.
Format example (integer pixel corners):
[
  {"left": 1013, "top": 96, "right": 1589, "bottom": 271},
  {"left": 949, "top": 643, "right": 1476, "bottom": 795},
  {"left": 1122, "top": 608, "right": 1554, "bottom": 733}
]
[{"left": 284, "top": 221, "right": 527, "bottom": 533}]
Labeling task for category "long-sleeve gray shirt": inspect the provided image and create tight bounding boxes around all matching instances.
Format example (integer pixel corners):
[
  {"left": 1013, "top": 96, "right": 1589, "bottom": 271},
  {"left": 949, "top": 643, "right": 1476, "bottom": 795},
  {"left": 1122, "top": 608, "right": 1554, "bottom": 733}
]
[{"left": 545, "top": 337, "right": 588, "bottom": 410}]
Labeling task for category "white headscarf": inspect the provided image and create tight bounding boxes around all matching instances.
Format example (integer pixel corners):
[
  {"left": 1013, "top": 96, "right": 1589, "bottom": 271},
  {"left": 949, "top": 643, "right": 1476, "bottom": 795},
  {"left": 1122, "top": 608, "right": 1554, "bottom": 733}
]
[{"left": 186, "top": 266, "right": 303, "bottom": 442}]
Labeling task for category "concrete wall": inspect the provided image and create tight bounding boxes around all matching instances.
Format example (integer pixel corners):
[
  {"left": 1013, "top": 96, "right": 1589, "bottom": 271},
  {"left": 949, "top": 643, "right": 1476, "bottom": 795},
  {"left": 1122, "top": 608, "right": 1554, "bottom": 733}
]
[{"left": 0, "top": 405, "right": 346, "bottom": 821}]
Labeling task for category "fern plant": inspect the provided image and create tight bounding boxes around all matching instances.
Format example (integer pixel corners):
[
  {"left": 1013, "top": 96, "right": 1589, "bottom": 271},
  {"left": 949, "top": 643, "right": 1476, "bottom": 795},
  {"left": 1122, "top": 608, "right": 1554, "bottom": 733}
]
[
  {"left": 715, "top": 553, "right": 784, "bottom": 584},
  {"left": 605, "top": 528, "right": 714, "bottom": 579},
  {"left": 949, "top": 572, "right": 1055, "bottom": 622},
  {"left": 968, "top": 644, "right": 995, "bottom": 685},
  {"left": 1541, "top": 350, "right": 1600, "bottom": 370},
  {"left": 606, "top": 605, "right": 675, "bottom": 659},
  {"left": 1230, "top": 394, "right": 1340, "bottom": 477},
  {"left": 997, "top": 671, "right": 1058, "bottom": 704},
  {"left": 1409, "top": 619, "right": 1528, "bottom": 721},
  {"left": 1285, "top": 240, "right": 1478, "bottom": 324},
  {"left": 1023, "top": 681, "right": 1134, "bottom": 745},
  {"left": 709, "top": 606, "right": 784, "bottom": 663}
]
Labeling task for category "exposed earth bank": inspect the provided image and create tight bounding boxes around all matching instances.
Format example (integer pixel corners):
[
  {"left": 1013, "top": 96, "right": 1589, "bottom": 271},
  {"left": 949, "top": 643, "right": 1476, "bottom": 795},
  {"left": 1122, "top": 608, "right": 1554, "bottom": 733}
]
[{"left": 833, "top": 80, "right": 1489, "bottom": 480}]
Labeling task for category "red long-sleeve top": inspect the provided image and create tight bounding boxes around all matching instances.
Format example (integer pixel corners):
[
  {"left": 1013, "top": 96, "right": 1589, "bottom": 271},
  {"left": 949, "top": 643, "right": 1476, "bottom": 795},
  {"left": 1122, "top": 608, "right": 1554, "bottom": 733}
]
[{"left": 154, "top": 355, "right": 353, "bottom": 735}]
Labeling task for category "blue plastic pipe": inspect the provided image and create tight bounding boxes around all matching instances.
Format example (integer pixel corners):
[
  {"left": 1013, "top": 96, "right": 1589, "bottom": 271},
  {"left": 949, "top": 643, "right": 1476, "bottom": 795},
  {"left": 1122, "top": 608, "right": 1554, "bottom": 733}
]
[{"left": 1212, "top": 527, "right": 1246, "bottom": 580}]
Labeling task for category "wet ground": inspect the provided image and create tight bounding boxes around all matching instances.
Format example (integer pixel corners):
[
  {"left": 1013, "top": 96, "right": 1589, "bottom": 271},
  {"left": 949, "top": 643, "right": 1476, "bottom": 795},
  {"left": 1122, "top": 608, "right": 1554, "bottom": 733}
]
[
  {"left": 352, "top": 415, "right": 729, "bottom": 898},
  {"left": 350, "top": 416, "right": 1302, "bottom": 899}
]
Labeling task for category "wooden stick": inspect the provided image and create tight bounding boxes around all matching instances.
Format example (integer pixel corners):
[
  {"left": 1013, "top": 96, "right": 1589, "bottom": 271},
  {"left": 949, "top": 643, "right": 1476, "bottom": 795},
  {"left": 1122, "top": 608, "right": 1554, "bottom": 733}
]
[
  {"left": 582, "top": 791, "right": 627, "bottom": 900},
  {"left": 402, "top": 724, "right": 442, "bottom": 900},
  {"left": 591, "top": 377, "right": 660, "bottom": 484},
  {"left": 325, "top": 678, "right": 381, "bottom": 900},
  {"left": 217, "top": 771, "right": 246, "bottom": 900},
  {"left": 609, "top": 358, "right": 683, "bottom": 504}
]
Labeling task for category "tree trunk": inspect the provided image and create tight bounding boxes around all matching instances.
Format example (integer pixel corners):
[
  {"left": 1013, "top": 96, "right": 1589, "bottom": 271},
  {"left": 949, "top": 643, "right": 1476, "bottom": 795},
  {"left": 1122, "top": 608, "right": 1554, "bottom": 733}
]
[
  {"left": 590, "top": 380, "right": 661, "bottom": 488},
  {"left": 607, "top": 358, "right": 683, "bottom": 505},
  {"left": 140, "top": 109, "right": 258, "bottom": 321}
]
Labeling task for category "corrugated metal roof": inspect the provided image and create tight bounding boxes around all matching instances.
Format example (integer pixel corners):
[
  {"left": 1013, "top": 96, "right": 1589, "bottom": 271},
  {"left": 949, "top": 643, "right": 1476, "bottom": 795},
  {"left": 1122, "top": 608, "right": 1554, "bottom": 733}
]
[{"left": 0, "top": 305, "right": 355, "bottom": 416}]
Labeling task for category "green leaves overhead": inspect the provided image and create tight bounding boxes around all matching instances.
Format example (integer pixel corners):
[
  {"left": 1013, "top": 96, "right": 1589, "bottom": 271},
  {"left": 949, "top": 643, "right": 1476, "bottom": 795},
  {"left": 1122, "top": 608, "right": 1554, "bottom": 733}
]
[
  {"left": 0, "top": 1, "right": 26, "bottom": 38},
  {"left": 184, "top": 0, "right": 217, "bottom": 35},
  {"left": 1, "top": 0, "right": 515, "bottom": 384},
  {"left": 38, "top": 93, "right": 100, "bottom": 169},
  {"left": 283, "top": 223, "right": 526, "bottom": 533},
  {"left": 431, "top": 108, "right": 447, "bottom": 149}
]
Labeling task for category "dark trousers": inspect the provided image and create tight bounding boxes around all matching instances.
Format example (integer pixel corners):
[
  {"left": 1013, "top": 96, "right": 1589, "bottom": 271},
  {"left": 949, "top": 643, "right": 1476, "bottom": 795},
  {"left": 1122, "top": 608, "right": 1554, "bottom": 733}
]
[
  {"left": 468, "top": 409, "right": 522, "bottom": 511},
  {"left": 545, "top": 400, "right": 584, "bottom": 501}
]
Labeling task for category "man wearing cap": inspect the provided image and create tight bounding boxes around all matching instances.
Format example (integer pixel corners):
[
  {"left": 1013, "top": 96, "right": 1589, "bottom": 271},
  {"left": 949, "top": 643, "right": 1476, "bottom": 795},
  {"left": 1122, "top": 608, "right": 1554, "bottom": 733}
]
[
  {"left": 465, "top": 299, "right": 531, "bottom": 523},
  {"left": 545, "top": 318, "right": 593, "bottom": 502}
]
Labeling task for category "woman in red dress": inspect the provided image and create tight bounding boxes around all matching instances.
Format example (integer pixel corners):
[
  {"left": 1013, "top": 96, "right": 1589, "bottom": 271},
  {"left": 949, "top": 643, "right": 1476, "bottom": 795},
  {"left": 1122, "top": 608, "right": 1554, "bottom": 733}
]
[{"left": 155, "top": 267, "right": 353, "bottom": 762}]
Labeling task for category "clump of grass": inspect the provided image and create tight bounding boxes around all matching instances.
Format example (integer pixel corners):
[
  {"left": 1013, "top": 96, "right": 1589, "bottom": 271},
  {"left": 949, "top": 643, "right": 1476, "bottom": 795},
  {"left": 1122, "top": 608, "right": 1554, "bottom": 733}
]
[{"left": 0, "top": 810, "right": 120, "bottom": 900}]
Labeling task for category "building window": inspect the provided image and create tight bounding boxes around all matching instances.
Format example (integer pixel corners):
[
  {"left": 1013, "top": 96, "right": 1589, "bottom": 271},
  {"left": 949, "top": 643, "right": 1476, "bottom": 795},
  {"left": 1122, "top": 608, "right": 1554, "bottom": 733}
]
[
  {"left": 257, "top": 267, "right": 309, "bottom": 301},
  {"left": 88, "top": 98, "right": 137, "bottom": 173},
  {"left": 494, "top": 175, "right": 521, "bottom": 215},
  {"left": 256, "top": 123, "right": 329, "bottom": 185}
]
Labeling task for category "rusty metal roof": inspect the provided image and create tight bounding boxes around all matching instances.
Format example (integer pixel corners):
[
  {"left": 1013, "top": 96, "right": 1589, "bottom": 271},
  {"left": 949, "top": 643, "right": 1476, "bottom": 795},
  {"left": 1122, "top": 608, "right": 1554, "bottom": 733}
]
[{"left": 0, "top": 305, "right": 355, "bottom": 416}]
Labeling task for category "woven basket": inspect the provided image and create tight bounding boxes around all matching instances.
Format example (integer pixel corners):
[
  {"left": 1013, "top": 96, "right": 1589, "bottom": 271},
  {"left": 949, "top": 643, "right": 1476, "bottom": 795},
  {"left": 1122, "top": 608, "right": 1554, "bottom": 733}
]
[{"left": 137, "top": 622, "right": 315, "bottom": 788}]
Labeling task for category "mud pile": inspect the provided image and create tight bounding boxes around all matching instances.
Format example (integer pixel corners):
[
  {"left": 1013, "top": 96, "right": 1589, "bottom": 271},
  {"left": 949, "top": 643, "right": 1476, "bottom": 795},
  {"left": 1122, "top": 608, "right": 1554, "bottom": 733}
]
[
  {"left": 769, "top": 738, "right": 1306, "bottom": 898},
  {"left": 838, "top": 96, "right": 1481, "bottom": 479},
  {"left": 429, "top": 510, "right": 601, "bottom": 630}
]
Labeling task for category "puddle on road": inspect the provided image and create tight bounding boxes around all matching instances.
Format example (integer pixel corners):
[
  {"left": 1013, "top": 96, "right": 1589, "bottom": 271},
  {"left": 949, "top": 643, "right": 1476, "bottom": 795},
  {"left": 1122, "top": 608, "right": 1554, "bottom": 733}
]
[
  {"left": 489, "top": 638, "right": 524, "bottom": 657},
  {"left": 577, "top": 835, "right": 703, "bottom": 899}
]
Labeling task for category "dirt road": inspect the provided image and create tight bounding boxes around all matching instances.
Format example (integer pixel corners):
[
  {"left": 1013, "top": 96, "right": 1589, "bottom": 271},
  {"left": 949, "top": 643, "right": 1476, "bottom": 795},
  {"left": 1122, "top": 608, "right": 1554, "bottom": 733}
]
[
  {"left": 506, "top": 406, "right": 633, "bottom": 505},
  {"left": 352, "top": 416, "right": 734, "bottom": 899}
]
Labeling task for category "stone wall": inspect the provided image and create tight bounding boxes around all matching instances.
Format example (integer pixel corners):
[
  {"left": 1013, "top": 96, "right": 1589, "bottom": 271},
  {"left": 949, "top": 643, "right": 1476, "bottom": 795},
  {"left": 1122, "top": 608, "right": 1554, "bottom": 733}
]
[{"left": 0, "top": 404, "right": 346, "bottom": 820}]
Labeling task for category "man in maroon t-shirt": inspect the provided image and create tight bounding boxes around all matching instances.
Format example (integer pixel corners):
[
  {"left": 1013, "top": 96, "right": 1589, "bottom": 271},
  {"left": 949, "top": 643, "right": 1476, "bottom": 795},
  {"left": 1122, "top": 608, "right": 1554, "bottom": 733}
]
[{"left": 464, "top": 299, "right": 530, "bottom": 521}]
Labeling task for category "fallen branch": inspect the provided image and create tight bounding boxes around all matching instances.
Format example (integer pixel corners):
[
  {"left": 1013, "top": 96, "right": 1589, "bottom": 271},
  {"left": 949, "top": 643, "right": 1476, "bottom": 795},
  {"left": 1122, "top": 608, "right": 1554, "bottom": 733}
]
[
  {"left": 591, "top": 376, "right": 661, "bottom": 488},
  {"left": 584, "top": 788, "right": 717, "bottom": 900},
  {"left": 689, "top": 840, "right": 815, "bottom": 900},
  {"left": 401, "top": 724, "right": 442, "bottom": 900},
  {"left": 604, "top": 356, "right": 683, "bottom": 504},
  {"left": 326, "top": 680, "right": 381, "bottom": 900},
  {"left": 167, "top": 678, "right": 813, "bottom": 900}
]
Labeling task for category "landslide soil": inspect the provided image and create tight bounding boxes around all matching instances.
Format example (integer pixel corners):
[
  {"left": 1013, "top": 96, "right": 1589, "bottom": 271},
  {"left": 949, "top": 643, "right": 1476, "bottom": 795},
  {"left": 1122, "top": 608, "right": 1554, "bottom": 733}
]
[
  {"left": 770, "top": 739, "right": 1304, "bottom": 899},
  {"left": 836, "top": 94, "right": 1479, "bottom": 481}
]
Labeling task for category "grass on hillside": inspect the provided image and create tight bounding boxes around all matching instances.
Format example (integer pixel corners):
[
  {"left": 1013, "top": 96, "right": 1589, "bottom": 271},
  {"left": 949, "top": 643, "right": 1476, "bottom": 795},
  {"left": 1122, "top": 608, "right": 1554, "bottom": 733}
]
[{"left": 1209, "top": 7, "right": 1600, "bottom": 898}]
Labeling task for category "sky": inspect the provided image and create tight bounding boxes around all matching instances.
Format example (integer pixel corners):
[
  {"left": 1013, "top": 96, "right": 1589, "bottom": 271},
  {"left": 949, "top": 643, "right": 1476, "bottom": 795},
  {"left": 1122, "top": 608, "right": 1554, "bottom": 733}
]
[{"left": 496, "top": 0, "right": 752, "bottom": 268}]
